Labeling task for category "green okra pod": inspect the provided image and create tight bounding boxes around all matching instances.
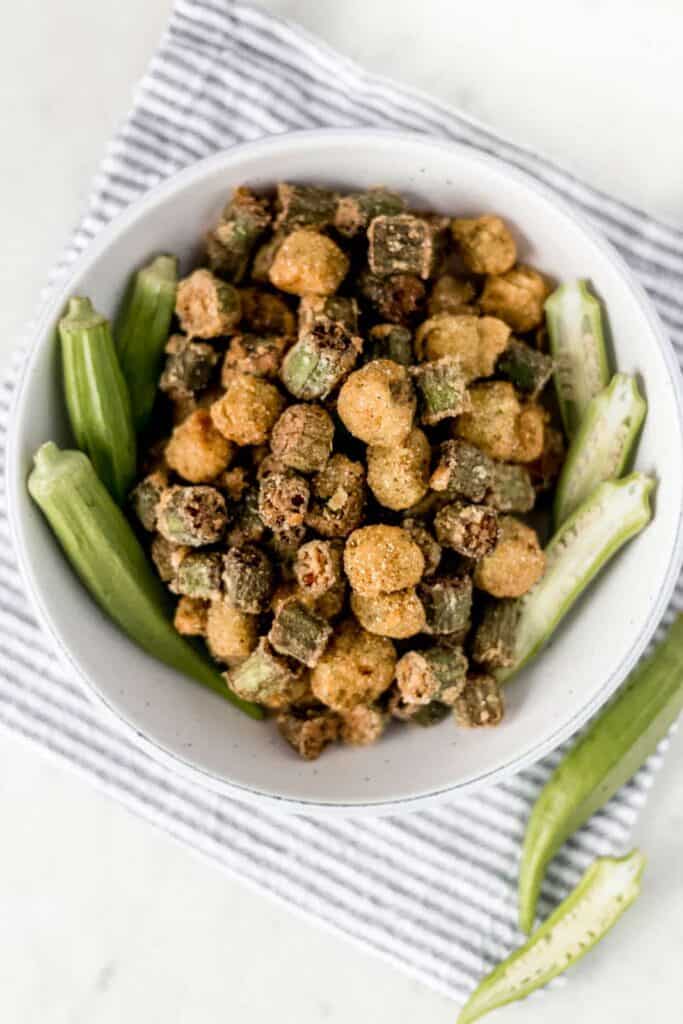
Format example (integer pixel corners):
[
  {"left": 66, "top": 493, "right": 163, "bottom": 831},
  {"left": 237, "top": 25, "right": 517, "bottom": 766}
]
[
  {"left": 59, "top": 296, "right": 136, "bottom": 504},
  {"left": 554, "top": 373, "right": 647, "bottom": 526},
  {"left": 28, "top": 443, "right": 262, "bottom": 719},
  {"left": 459, "top": 851, "right": 645, "bottom": 1024},
  {"left": 519, "top": 614, "right": 683, "bottom": 934},
  {"left": 545, "top": 279, "right": 611, "bottom": 438},
  {"left": 498, "top": 473, "right": 654, "bottom": 682},
  {"left": 114, "top": 255, "right": 179, "bottom": 431}
]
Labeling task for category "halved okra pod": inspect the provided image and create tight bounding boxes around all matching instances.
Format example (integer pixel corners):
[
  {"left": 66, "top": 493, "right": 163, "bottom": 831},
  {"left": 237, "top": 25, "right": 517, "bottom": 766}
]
[
  {"left": 27, "top": 443, "right": 261, "bottom": 718},
  {"left": 268, "top": 598, "right": 333, "bottom": 667},
  {"left": 554, "top": 373, "right": 647, "bottom": 526},
  {"left": 114, "top": 254, "right": 179, "bottom": 430},
  {"left": 280, "top": 318, "right": 362, "bottom": 400},
  {"left": 396, "top": 646, "right": 468, "bottom": 706},
  {"left": 497, "top": 473, "right": 654, "bottom": 680},
  {"left": 223, "top": 544, "right": 274, "bottom": 613},
  {"left": 545, "top": 279, "right": 611, "bottom": 437},
  {"left": 418, "top": 575, "right": 473, "bottom": 636},
  {"left": 411, "top": 356, "right": 471, "bottom": 426},
  {"left": 59, "top": 296, "right": 136, "bottom": 504}
]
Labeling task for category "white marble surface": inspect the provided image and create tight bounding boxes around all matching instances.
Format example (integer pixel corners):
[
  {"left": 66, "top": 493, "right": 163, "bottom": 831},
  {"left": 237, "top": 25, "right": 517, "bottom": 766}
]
[{"left": 3, "top": 2, "right": 683, "bottom": 1021}]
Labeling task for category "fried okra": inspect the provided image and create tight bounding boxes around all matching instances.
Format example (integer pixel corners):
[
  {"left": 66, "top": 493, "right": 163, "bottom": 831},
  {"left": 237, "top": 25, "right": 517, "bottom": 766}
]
[
  {"left": 270, "top": 403, "right": 334, "bottom": 474},
  {"left": 240, "top": 287, "right": 296, "bottom": 337},
  {"left": 367, "top": 428, "right": 431, "bottom": 511},
  {"left": 479, "top": 265, "right": 548, "bottom": 332},
  {"left": 358, "top": 270, "right": 426, "bottom": 325},
  {"left": 350, "top": 587, "right": 426, "bottom": 639},
  {"left": 130, "top": 470, "right": 167, "bottom": 532},
  {"left": 455, "top": 381, "right": 545, "bottom": 463},
  {"left": 205, "top": 597, "right": 258, "bottom": 666},
  {"left": 414, "top": 314, "right": 510, "bottom": 381},
  {"left": 427, "top": 274, "right": 477, "bottom": 317},
  {"left": 159, "top": 334, "right": 219, "bottom": 397},
  {"left": 227, "top": 638, "right": 308, "bottom": 708},
  {"left": 340, "top": 704, "right": 387, "bottom": 745},
  {"left": 221, "top": 333, "right": 290, "bottom": 383},
  {"left": 173, "top": 596, "right": 209, "bottom": 637},
  {"left": 269, "top": 229, "right": 349, "bottom": 296},
  {"left": 344, "top": 525, "right": 424, "bottom": 597},
  {"left": 156, "top": 485, "right": 228, "bottom": 546},
  {"left": 434, "top": 501, "right": 499, "bottom": 559},
  {"left": 176, "top": 269, "right": 241, "bottom": 338},
  {"left": 165, "top": 409, "right": 234, "bottom": 483},
  {"left": 277, "top": 707, "right": 341, "bottom": 760},
  {"left": 210, "top": 372, "right": 285, "bottom": 446},
  {"left": 337, "top": 360, "right": 416, "bottom": 446},
  {"left": 305, "top": 454, "right": 366, "bottom": 538},
  {"left": 452, "top": 215, "right": 517, "bottom": 275},
  {"left": 453, "top": 674, "right": 505, "bottom": 727},
  {"left": 206, "top": 186, "right": 271, "bottom": 282},
  {"left": 368, "top": 214, "right": 438, "bottom": 279},
  {"left": 473, "top": 516, "right": 545, "bottom": 598},
  {"left": 310, "top": 620, "right": 396, "bottom": 711}
]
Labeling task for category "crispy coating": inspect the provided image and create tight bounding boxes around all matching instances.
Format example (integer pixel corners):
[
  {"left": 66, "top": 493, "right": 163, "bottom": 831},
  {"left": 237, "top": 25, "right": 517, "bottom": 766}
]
[
  {"left": 160, "top": 334, "right": 219, "bottom": 398},
  {"left": 240, "top": 287, "right": 296, "bottom": 337},
  {"left": 305, "top": 454, "right": 366, "bottom": 538},
  {"left": 452, "top": 215, "right": 517, "bottom": 275},
  {"left": 415, "top": 314, "right": 510, "bottom": 381},
  {"left": 434, "top": 501, "right": 499, "bottom": 559},
  {"left": 367, "top": 428, "right": 430, "bottom": 511},
  {"left": 269, "top": 229, "right": 349, "bottom": 296},
  {"left": 453, "top": 674, "right": 504, "bottom": 727},
  {"left": 258, "top": 468, "right": 310, "bottom": 531},
  {"left": 130, "top": 469, "right": 167, "bottom": 532},
  {"left": 210, "top": 372, "right": 285, "bottom": 446},
  {"left": 485, "top": 462, "right": 536, "bottom": 514},
  {"left": 337, "top": 359, "right": 416, "bottom": 446},
  {"left": 310, "top": 620, "right": 396, "bottom": 711},
  {"left": 295, "top": 539, "right": 343, "bottom": 599},
  {"left": 217, "top": 465, "right": 250, "bottom": 502},
  {"left": 368, "top": 214, "right": 437, "bottom": 279},
  {"left": 358, "top": 270, "right": 426, "bottom": 325},
  {"left": 173, "top": 595, "right": 209, "bottom": 637},
  {"left": 528, "top": 425, "right": 566, "bottom": 492},
  {"left": 165, "top": 408, "right": 234, "bottom": 483},
  {"left": 351, "top": 587, "right": 426, "bottom": 639},
  {"left": 221, "top": 333, "right": 290, "bottom": 383},
  {"left": 156, "top": 485, "right": 228, "bottom": 547},
  {"left": 479, "top": 265, "right": 548, "bottom": 332},
  {"left": 176, "top": 269, "right": 241, "bottom": 338},
  {"left": 227, "top": 638, "right": 308, "bottom": 708},
  {"left": 455, "top": 381, "right": 545, "bottom": 463},
  {"left": 150, "top": 534, "right": 189, "bottom": 583},
  {"left": 205, "top": 597, "right": 258, "bottom": 666},
  {"left": 298, "top": 294, "right": 359, "bottom": 336},
  {"left": 427, "top": 274, "right": 477, "bottom": 317},
  {"left": 270, "top": 403, "right": 334, "bottom": 474},
  {"left": 277, "top": 707, "right": 341, "bottom": 760},
  {"left": 474, "top": 516, "right": 545, "bottom": 598},
  {"left": 344, "top": 525, "right": 424, "bottom": 597},
  {"left": 401, "top": 518, "right": 442, "bottom": 577},
  {"left": 340, "top": 705, "right": 387, "bottom": 746}
]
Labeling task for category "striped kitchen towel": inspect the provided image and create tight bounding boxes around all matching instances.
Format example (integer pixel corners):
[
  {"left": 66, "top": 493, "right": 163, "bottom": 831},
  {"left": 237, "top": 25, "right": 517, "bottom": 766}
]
[{"left": 1, "top": 0, "right": 682, "bottom": 1004}]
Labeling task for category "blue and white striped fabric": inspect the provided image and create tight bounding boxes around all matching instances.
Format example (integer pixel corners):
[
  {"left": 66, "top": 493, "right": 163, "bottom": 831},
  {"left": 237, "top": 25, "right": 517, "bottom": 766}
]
[{"left": 1, "top": 0, "right": 681, "bottom": 1003}]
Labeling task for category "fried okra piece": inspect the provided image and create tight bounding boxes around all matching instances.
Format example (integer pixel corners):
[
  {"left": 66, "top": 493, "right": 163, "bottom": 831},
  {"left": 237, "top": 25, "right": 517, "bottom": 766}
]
[
  {"left": 268, "top": 524, "right": 309, "bottom": 574},
  {"left": 429, "top": 440, "right": 494, "bottom": 502},
  {"left": 269, "top": 230, "right": 349, "bottom": 297},
  {"left": 227, "top": 638, "right": 307, "bottom": 708},
  {"left": 335, "top": 188, "right": 406, "bottom": 238},
  {"left": 453, "top": 674, "right": 504, "bottom": 727},
  {"left": 226, "top": 485, "right": 266, "bottom": 547},
  {"left": 258, "top": 466, "right": 310, "bottom": 532},
  {"left": 305, "top": 454, "right": 366, "bottom": 538},
  {"left": 427, "top": 274, "right": 477, "bottom": 317},
  {"left": 156, "top": 485, "right": 228, "bottom": 546},
  {"left": 527, "top": 425, "right": 565, "bottom": 492},
  {"left": 401, "top": 518, "right": 442, "bottom": 577},
  {"left": 173, "top": 550, "right": 224, "bottom": 600},
  {"left": 205, "top": 597, "right": 258, "bottom": 666},
  {"left": 366, "top": 324, "right": 413, "bottom": 366},
  {"left": 240, "top": 287, "right": 296, "bottom": 337},
  {"left": 414, "top": 314, "right": 510, "bottom": 381},
  {"left": 368, "top": 214, "right": 437, "bottom": 279},
  {"left": 310, "top": 619, "right": 396, "bottom": 711},
  {"left": 294, "top": 539, "right": 344, "bottom": 599},
  {"left": 298, "top": 295, "right": 359, "bottom": 337},
  {"left": 176, "top": 269, "right": 241, "bottom": 338},
  {"left": 274, "top": 183, "right": 337, "bottom": 232},
  {"left": 434, "top": 501, "right": 499, "bottom": 559},
  {"left": 268, "top": 598, "right": 333, "bottom": 668},
  {"left": 497, "top": 339, "right": 554, "bottom": 398},
  {"left": 386, "top": 686, "right": 451, "bottom": 726},
  {"left": 223, "top": 544, "right": 274, "bottom": 613},
  {"left": 452, "top": 215, "right": 517, "bottom": 275},
  {"left": 472, "top": 599, "right": 519, "bottom": 669},
  {"left": 337, "top": 359, "right": 416, "bottom": 446},
  {"left": 351, "top": 587, "right": 426, "bottom": 639},
  {"left": 480, "top": 265, "right": 548, "bottom": 333},
  {"left": 150, "top": 534, "right": 189, "bottom": 583},
  {"left": 159, "top": 334, "right": 219, "bottom": 398},
  {"left": 173, "top": 595, "right": 209, "bottom": 637},
  {"left": 130, "top": 469, "right": 167, "bottom": 532},
  {"left": 277, "top": 707, "right": 341, "bottom": 761},
  {"left": 165, "top": 409, "right": 234, "bottom": 484},
  {"left": 344, "top": 525, "right": 425, "bottom": 597},
  {"left": 217, "top": 465, "right": 250, "bottom": 502},
  {"left": 396, "top": 646, "right": 468, "bottom": 706},
  {"left": 474, "top": 516, "right": 545, "bottom": 598},
  {"left": 250, "top": 234, "right": 285, "bottom": 283},
  {"left": 270, "top": 404, "right": 334, "bottom": 474},
  {"left": 485, "top": 462, "right": 535, "bottom": 514},
  {"left": 411, "top": 356, "right": 471, "bottom": 426},
  {"left": 455, "top": 381, "right": 545, "bottom": 463},
  {"left": 367, "top": 428, "right": 430, "bottom": 512},
  {"left": 418, "top": 575, "right": 473, "bottom": 636},
  {"left": 221, "top": 333, "right": 290, "bottom": 383},
  {"left": 206, "top": 186, "right": 271, "bottom": 282},
  {"left": 340, "top": 704, "right": 387, "bottom": 745},
  {"left": 210, "top": 372, "right": 285, "bottom": 446},
  {"left": 280, "top": 317, "right": 362, "bottom": 401},
  {"left": 358, "top": 270, "right": 426, "bottom": 325}
]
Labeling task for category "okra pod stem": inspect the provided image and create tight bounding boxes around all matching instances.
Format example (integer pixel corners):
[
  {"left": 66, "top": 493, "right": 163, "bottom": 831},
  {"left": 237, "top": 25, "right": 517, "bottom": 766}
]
[
  {"left": 554, "top": 373, "right": 647, "bottom": 526},
  {"left": 28, "top": 443, "right": 262, "bottom": 719},
  {"left": 115, "top": 255, "right": 179, "bottom": 431},
  {"left": 519, "top": 615, "right": 683, "bottom": 934},
  {"left": 59, "top": 296, "right": 136, "bottom": 504},
  {"left": 498, "top": 473, "right": 654, "bottom": 681}
]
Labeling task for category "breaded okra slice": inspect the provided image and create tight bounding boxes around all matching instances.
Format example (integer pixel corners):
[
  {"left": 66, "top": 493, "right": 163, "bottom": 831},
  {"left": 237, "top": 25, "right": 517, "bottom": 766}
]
[
  {"left": 205, "top": 597, "right": 258, "bottom": 667},
  {"left": 294, "top": 539, "right": 344, "bottom": 599},
  {"left": 305, "top": 454, "right": 366, "bottom": 538},
  {"left": 280, "top": 317, "right": 362, "bottom": 401},
  {"left": 223, "top": 544, "right": 275, "bottom": 613},
  {"left": 455, "top": 381, "right": 545, "bottom": 463},
  {"left": 350, "top": 587, "right": 426, "bottom": 639},
  {"left": 479, "top": 265, "right": 548, "bottom": 333},
  {"left": 365, "top": 324, "right": 414, "bottom": 366},
  {"left": 210, "top": 371, "right": 285, "bottom": 446},
  {"left": 258, "top": 464, "right": 310, "bottom": 532},
  {"left": 268, "top": 598, "right": 333, "bottom": 668},
  {"left": 221, "top": 333, "right": 290, "bottom": 383},
  {"left": 411, "top": 356, "right": 471, "bottom": 426},
  {"left": 159, "top": 334, "right": 219, "bottom": 398},
  {"left": 156, "top": 485, "right": 228, "bottom": 547},
  {"left": 274, "top": 183, "right": 337, "bottom": 232},
  {"left": 227, "top": 638, "right": 308, "bottom": 708},
  {"left": 473, "top": 516, "right": 545, "bottom": 598},
  {"left": 206, "top": 186, "right": 271, "bottom": 282},
  {"left": 334, "top": 187, "right": 406, "bottom": 237},
  {"left": 451, "top": 215, "right": 517, "bottom": 275},
  {"left": 418, "top": 575, "right": 473, "bottom": 636},
  {"left": 239, "top": 287, "right": 295, "bottom": 337},
  {"left": 427, "top": 274, "right": 477, "bottom": 317},
  {"left": 434, "top": 501, "right": 499, "bottom": 559},
  {"left": 172, "top": 550, "right": 224, "bottom": 600},
  {"left": 130, "top": 469, "right": 168, "bottom": 532},
  {"left": 176, "top": 269, "right": 241, "bottom": 338},
  {"left": 298, "top": 294, "right": 359, "bottom": 337},
  {"left": 430, "top": 440, "right": 494, "bottom": 502},
  {"left": 368, "top": 214, "right": 438, "bottom": 279},
  {"left": 484, "top": 461, "right": 536, "bottom": 514},
  {"left": 401, "top": 518, "right": 442, "bottom": 577},
  {"left": 277, "top": 707, "right": 341, "bottom": 761},
  {"left": 340, "top": 704, "right": 388, "bottom": 746},
  {"left": 270, "top": 403, "right": 335, "bottom": 474},
  {"left": 396, "top": 646, "right": 469, "bottom": 706},
  {"left": 414, "top": 313, "right": 510, "bottom": 380},
  {"left": 357, "top": 270, "right": 426, "bottom": 325},
  {"left": 367, "top": 428, "right": 431, "bottom": 512},
  {"left": 165, "top": 408, "right": 234, "bottom": 484},
  {"left": 343, "top": 524, "right": 424, "bottom": 597},
  {"left": 337, "top": 359, "right": 416, "bottom": 446},
  {"left": 269, "top": 230, "right": 349, "bottom": 297},
  {"left": 472, "top": 599, "right": 519, "bottom": 670},
  {"left": 497, "top": 338, "right": 554, "bottom": 398},
  {"left": 453, "top": 674, "right": 505, "bottom": 727},
  {"left": 310, "top": 619, "right": 396, "bottom": 711}
]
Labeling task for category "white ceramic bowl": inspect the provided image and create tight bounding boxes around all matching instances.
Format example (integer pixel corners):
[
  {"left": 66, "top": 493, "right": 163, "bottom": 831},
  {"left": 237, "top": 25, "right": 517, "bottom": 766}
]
[{"left": 8, "top": 130, "right": 683, "bottom": 816}]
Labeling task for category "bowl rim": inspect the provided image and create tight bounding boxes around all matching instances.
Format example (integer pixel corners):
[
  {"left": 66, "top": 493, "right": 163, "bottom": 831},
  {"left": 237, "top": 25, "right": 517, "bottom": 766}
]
[{"left": 8, "top": 127, "right": 683, "bottom": 817}]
